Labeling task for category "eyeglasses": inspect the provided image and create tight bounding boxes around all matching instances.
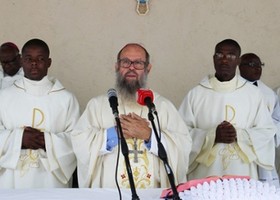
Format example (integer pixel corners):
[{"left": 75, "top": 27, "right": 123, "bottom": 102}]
[
  {"left": 240, "top": 62, "right": 265, "bottom": 68},
  {"left": 214, "top": 53, "right": 237, "bottom": 61},
  {"left": 0, "top": 55, "right": 18, "bottom": 66},
  {"left": 118, "top": 58, "right": 147, "bottom": 70}
]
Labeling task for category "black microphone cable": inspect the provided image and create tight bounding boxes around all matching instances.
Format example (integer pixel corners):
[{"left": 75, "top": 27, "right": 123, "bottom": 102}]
[{"left": 115, "top": 125, "right": 122, "bottom": 200}]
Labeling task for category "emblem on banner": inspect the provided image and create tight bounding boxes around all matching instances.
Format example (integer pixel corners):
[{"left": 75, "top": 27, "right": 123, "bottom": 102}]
[{"left": 136, "top": 0, "right": 149, "bottom": 15}]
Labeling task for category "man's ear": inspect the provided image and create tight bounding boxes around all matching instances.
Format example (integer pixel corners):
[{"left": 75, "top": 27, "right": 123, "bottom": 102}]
[
  {"left": 236, "top": 57, "right": 241, "bottom": 66},
  {"left": 146, "top": 63, "right": 152, "bottom": 73},
  {"left": 47, "top": 58, "right": 52, "bottom": 68},
  {"left": 16, "top": 54, "right": 21, "bottom": 60}
]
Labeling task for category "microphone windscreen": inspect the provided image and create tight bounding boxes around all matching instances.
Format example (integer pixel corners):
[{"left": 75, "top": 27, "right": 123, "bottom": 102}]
[
  {"left": 137, "top": 88, "right": 154, "bottom": 106},
  {"left": 107, "top": 88, "right": 117, "bottom": 99},
  {"left": 107, "top": 88, "right": 118, "bottom": 108}
]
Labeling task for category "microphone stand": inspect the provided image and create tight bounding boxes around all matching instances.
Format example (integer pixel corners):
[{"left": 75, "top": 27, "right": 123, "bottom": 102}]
[
  {"left": 147, "top": 110, "right": 181, "bottom": 200},
  {"left": 114, "top": 116, "right": 140, "bottom": 200}
]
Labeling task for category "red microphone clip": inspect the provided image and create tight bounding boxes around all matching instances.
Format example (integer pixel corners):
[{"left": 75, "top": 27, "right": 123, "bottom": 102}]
[{"left": 137, "top": 88, "right": 154, "bottom": 106}]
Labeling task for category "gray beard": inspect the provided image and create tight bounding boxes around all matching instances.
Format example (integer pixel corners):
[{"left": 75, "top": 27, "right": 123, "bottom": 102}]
[{"left": 115, "top": 71, "right": 147, "bottom": 103}]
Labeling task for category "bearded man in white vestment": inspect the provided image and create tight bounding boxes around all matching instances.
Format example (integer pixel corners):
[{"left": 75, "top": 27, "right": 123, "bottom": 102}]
[
  {"left": 71, "top": 43, "right": 192, "bottom": 188},
  {"left": 179, "top": 39, "right": 276, "bottom": 181},
  {"left": 0, "top": 39, "right": 80, "bottom": 188}
]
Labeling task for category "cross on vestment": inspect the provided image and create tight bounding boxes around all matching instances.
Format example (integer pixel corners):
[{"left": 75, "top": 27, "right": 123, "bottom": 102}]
[{"left": 129, "top": 138, "right": 144, "bottom": 163}]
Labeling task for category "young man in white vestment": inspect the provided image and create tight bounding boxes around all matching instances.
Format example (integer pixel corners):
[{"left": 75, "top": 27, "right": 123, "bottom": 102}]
[
  {"left": 239, "top": 53, "right": 280, "bottom": 187},
  {"left": 71, "top": 43, "right": 192, "bottom": 188},
  {"left": 0, "top": 42, "right": 24, "bottom": 89},
  {"left": 179, "top": 39, "right": 277, "bottom": 181},
  {"left": 0, "top": 39, "right": 80, "bottom": 188}
]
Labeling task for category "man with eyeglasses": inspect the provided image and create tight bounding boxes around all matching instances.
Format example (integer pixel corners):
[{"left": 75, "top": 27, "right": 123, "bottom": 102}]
[
  {"left": 179, "top": 39, "right": 276, "bottom": 182},
  {"left": 71, "top": 43, "right": 192, "bottom": 188},
  {"left": 0, "top": 42, "right": 24, "bottom": 89},
  {"left": 239, "top": 53, "right": 280, "bottom": 187}
]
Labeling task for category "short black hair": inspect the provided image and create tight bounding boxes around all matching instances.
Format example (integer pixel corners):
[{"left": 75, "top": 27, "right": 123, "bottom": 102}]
[
  {"left": 22, "top": 38, "right": 50, "bottom": 56},
  {"left": 240, "top": 53, "right": 260, "bottom": 61},
  {"left": 215, "top": 39, "right": 241, "bottom": 56},
  {"left": 0, "top": 42, "right": 19, "bottom": 53}
]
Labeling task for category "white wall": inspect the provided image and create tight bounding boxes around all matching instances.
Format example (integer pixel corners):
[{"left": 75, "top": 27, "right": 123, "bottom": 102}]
[{"left": 1, "top": 0, "right": 280, "bottom": 110}]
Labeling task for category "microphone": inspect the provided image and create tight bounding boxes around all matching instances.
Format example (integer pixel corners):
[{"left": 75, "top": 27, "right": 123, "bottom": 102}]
[
  {"left": 137, "top": 88, "right": 156, "bottom": 113},
  {"left": 138, "top": 88, "right": 180, "bottom": 200},
  {"left": 107, "top": 88, "right": 140, "bottom": 200},
  {"left": 107, "top": 88, "right": 119, "bottom": 118}
]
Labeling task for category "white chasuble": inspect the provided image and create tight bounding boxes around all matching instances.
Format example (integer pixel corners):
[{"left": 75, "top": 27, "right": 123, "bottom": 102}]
[
  {"left": 0, "top": 76, "right": 80, "bottom": 188},
  {"left": 179, "top": 75, "right": 276, "bottom": 180},
  {"left": 72, "top": 92, "right": 191, "bottom": 188},
  {"left": 106, "top": 103, "right": 157, "bottom": 189},
  {"left": 17, "top": 106, "right": 47, "bottom": 177},
  {"left": 118, "top": 138, "right": 156, "bottom": 188}
]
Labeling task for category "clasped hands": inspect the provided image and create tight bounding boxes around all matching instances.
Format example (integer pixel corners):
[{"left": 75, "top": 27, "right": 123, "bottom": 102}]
[
  {"left": 119, "top": 112, "right": 152, "bottom": 142},
  {"left": 22, "top": 126, "right": 46, "bottom": 150},
  {"left": 215, "top": 121, "right": 237, "bottom": 144}
]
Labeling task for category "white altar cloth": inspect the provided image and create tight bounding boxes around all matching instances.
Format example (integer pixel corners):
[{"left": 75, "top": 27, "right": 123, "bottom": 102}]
[{"left": 0, "top": 188, "right": 163, "bottom": 200}]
